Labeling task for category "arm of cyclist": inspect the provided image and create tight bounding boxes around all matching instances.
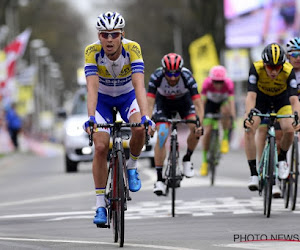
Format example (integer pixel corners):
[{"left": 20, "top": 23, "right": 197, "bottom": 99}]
[
  {"left": 84, "top": 75, "right": 99, "bottom": 134},
  {"left": 192, "top": 97, "right": 204, "bottom": 135},
  {"left": 243, "top": 91, "right": 257, "bottom": 129},
  {"left": 132, "top": 73, "right": 156, "bottom": 135},
  {"left": 289, "top": 95, "right": 300, "bottom": 131}
]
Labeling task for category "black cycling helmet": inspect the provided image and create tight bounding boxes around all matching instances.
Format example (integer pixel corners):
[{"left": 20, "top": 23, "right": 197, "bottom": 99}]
[{"left": 261, "top": 43, "right": 286, "bottom": 66}]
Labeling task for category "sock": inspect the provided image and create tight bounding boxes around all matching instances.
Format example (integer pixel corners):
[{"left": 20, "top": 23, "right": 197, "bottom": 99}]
[
  {"left": 223, "top": 129, "right": 229, "bottom": 140},
  {"left": 202, "top": 150, "right": 207, "bottom": 163},
  {"left": 183, "top": 148, "right": 193, "bottom": 162},
  {"left": 278, "top": 148, "right": 288, "bottom": 162},
  {"left": 95, "top": 188, "right": 106, "bottom": 208},
  {"left": 156, "top": 166, "right": 163, "bottom": 181},
  {"left": 248, "top": 159, "right": 258, "bottom": 176},
  {"left": 127, "top": 152, "right": 139, "bottom": 170}
]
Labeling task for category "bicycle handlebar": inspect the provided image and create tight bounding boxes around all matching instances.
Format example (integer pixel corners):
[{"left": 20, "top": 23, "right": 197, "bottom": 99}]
[
  {"left": 244, "top": 108, "right": 299, "bottom": 131},
  {"left": 88, "top": 121, "right": 149, "bottom": 146}
]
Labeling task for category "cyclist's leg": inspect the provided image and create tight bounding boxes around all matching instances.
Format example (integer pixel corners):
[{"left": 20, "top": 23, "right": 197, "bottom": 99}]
[
  {"left": 93, "top": 94, "right": 112, "bottom": 224},
  {"left": 178, "top": 93, "right": 198, "bottom": 177},
  {"left": 257, "top": 123, "right": 268, "bottom": 162},
  {"left": 119, "top": 91, "right": 143, "bottom": 192},
  {"left": 152, "top": 94, "right": 170, "bottom": 195},
  {"left": 278, "top": 105, "right": 294, "bottom": 180},
  {"left": 220, "top": 100, "right": 231, "bottom": 153}
]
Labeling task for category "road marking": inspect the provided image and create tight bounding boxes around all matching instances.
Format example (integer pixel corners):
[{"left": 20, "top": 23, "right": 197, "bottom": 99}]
[
  {"left": 0, "top": 197, "right": 297, "bottom": 221},
  {"left": 216, "top": 242, "right": 300, "bottom": 250},
  {"left": 0, "top": 237, "right": 199, "bottom": 250}
]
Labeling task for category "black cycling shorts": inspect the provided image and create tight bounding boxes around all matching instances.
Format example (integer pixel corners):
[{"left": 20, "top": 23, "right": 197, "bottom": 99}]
[{"left": 152, "top": 92, "right": 195, "bottom": 121}]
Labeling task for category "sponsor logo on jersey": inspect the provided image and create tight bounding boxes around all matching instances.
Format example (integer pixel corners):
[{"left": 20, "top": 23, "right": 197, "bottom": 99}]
[
  {"left": 249, "top": 74, "right": 257, "bottom": 84},
  {"left": 290, "top": 79, "right": 297, "bottom": 88},
  {"left": 131, "top": 45, "right": 142, "bottom": 58}
]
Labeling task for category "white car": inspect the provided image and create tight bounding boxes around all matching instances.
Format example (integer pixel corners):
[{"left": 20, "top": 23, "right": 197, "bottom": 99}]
[{"left": 63, "top": 87, "right": 156, "bottom": 172}]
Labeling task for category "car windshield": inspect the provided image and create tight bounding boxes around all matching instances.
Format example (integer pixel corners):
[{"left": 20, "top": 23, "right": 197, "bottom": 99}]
[{"left": 71, "top": 92, "right": 87, "bottom": 115}]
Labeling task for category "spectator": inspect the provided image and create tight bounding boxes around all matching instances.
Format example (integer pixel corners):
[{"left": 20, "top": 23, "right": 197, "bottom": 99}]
[{"left": 5, "top": 103, "right": 22, "bottom": 150}]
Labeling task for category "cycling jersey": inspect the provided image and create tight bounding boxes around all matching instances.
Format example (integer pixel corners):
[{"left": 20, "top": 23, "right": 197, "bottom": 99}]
[
  {"left": 147, "top": 67, "right": 200, "bottom": 100},
  {"left": 84, "top": 38, "right": 144, "bottom": 97},
  {"left": 201, "top": 77, "right": 234, "bottom": 103},
  {"left": 248, "top": 60, "right": 297, "bottom": 97}
]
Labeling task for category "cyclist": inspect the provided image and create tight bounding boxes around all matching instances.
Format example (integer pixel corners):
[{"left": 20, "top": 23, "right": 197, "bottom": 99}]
[
  {"left": 84, "top": 11, "right": 155, "bottom": 225},
  {"left": 147, "top": 53, "right": 203, "bottom": 196},
  {"left": 286, "top": 37, "right": 300, "bottom": 96},
  {"left": 199, "top": 65, "right": 236, "bottom": 176},
  {"left": 244, "top": 43, "right": 300, "bottom": 196}
]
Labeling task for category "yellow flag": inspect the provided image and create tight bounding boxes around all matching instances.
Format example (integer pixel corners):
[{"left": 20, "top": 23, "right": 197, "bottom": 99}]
[{"left": 189, "top": 34, "right": 219, "bottom": 91}]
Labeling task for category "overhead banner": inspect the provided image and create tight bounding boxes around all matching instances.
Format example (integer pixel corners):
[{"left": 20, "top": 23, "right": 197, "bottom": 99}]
[{"left": 189, "top": 34, "right": 219, "bottom": 91}]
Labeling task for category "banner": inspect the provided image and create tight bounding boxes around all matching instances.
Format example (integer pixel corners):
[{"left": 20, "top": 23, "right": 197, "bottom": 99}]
[
  {"left": 0, "top": 28, "right": 32, "bottom": 99},
  {"left": 189, "top": 34, "right": 219, "bottom": 91}
]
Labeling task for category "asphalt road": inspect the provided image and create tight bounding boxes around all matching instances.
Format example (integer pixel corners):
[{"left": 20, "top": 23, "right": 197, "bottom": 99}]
[{"left": 0, "top": 143, "right": 300, "bottom": 250}]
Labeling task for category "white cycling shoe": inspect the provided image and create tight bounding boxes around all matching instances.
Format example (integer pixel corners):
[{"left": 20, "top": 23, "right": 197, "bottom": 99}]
[
  {"left": 278, "top": 161, "right": 289, "bottom": 179},
  {"left": 248, "top": 175, "right": 259, "bottom": 191},
  {"left": 153, "top": 181, "right": 167, "bottom": 196},
  {"left": 272, "top": 183, "right": 282, "bottom": 198},
  {"left": 183, "top": 161, "right": 194, "bottom": 178}
]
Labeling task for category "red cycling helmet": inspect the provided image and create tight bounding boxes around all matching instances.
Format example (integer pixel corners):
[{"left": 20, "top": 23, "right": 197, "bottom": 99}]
[
  {"left": 161, "top": 53, "right": 184, "bottom": 72},
  {"left": 209, "top": 65, "right": 227, "bottom": 81}
]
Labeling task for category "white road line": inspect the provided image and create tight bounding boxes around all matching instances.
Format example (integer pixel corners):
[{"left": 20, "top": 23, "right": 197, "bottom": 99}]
[
  {"left": 0, "top": 191, "right": 93, "bottom": 207},
  {"left": 0, "top": 237, "right": 200, "bottom": 250}
]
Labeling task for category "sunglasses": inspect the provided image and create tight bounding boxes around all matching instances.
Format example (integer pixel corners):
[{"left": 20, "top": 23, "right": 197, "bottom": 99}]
[
  {"left": 165, "top": 70, "right": 181, "bottom": 77},
  {"left": 99, "top": 31, "right": 122, "bottom": 39},
  {"left": 265, "top": 64, "right": 282, "bottom": 71},
  {"left": 289, "top": 52, "right": 300, "bottom": 58}
]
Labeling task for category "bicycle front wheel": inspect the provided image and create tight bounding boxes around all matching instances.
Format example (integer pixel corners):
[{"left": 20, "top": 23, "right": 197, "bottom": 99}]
[
  {"left": 112, "top": 151, "right": 125, "bottom": 247},
  {"left": 170, "top": 138, "right": 177, "bottom": 217},
  {"left": 290, "top": 136, "right": 299, "bottom": 211},
  {"left": 264, "top": 137, "right": 275, "bottom": 218},
  {"left": 117, "top": 150, "right": 125, "bottom": 247}
]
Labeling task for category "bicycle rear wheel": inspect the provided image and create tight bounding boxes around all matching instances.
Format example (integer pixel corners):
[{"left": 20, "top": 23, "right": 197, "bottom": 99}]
[
  {"left": 208, "top": 130, "right": 218, "bottom": 186},
  {"left": 290, "top": 136, "right": 299, "bottom": 211},
  {"left": 170, "top": 138, "right": 177, "bottom": 217},
  {"left": 264, "top": 137, "right": 275, "bottom": 218}
]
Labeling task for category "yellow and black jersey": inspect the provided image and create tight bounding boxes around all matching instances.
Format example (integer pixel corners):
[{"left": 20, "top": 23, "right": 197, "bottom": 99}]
[{"left": 247, "top": 60, "right": 297, "bottom": 97}]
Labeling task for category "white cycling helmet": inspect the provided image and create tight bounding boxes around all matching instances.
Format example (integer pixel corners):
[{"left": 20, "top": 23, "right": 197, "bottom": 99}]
[
  {"left": 286, "top": 37, "right": 300, "bottom": 53},
  {"left": 96, "top": 11, "right": 125, "bottom": 31}
]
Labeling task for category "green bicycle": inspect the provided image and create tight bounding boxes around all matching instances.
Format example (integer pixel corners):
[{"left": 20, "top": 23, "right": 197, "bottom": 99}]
[{"left": 246, "top": 109, "right": 297, "bottom": 218}]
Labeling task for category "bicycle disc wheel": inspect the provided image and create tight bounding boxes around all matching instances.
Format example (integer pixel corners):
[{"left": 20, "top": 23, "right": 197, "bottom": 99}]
[
  {"left": 170, "top": 138, "right": 177, "bottom": 217},
  {"left": 117, "top": 151, "right": 125, "bottom": 247},
  {"left": 290, "top": 136, "right": 299, "bottom": 211},
  {"left": 264, "top": 137, "right": 275, "bottom": 218}
]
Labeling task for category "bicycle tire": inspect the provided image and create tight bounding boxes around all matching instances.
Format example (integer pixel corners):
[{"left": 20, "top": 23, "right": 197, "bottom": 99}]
[
  {"left": 208, "top": 130, "right": 218, "bottom": 186},
  {"left": 290, "top": 136, "right": 299, "bottom": 211},
  {"left": 111, "top": 156, "right": 118, "bottom": 243},
  {"left": 170, "top": 137, "right": 177, "bottom": 217},
  {"left": 117, "top": 150, "right": 125, "bottom": 247},
  {"left": 283, "top": 178, "right": 290, "bottom": 209},
  {"left": 265, "top": 136, "right": 275, "bottom": 218}
]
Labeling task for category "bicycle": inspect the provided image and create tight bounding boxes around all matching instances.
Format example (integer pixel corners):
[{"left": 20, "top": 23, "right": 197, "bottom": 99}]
[
  {"left": 246, "top": 109, "right": 297, "bottom": 218},
  {"left": 283, "top": 116, "right": 299, "bottom": 211},
  {"left": 89, "top": 109, "right": 149, "bottom": 247},
  {"left": 155, "top": 116, "right": 200, "bottom": 217},
  {"left": 205, "top": 113, "right": 222, "bottom": 186}
]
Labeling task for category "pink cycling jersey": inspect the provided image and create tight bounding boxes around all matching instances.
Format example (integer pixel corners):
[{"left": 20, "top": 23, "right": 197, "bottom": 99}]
[{"left": 201, "top": 77, "right": 234, "bottom": 103}]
